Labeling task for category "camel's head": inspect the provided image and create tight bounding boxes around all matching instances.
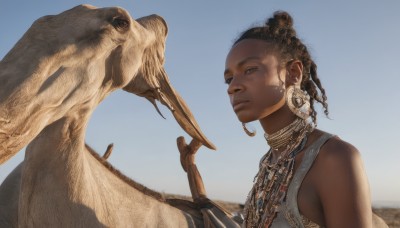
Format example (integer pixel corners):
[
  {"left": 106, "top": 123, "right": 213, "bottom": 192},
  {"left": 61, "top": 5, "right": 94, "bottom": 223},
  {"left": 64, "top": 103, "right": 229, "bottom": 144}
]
[{"left": 0, "top": 5, "right": 215, "bottom": 164}]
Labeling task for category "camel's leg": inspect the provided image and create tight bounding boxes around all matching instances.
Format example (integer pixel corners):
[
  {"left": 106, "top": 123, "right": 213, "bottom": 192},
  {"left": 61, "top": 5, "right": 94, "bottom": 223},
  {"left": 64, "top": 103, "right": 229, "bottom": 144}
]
[
  {"left": 177, "top": 136, "right": 206, "bottom": 203},
  {"left": 177, "top": 137, "right": 242, "bottom": 228}
]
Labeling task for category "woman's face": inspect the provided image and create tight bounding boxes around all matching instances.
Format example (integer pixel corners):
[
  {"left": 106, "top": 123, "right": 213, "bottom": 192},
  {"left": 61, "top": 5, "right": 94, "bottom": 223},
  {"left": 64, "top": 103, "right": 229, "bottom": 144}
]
[{"left": 224, "top": 39, "right": 286, "bottom": 123}]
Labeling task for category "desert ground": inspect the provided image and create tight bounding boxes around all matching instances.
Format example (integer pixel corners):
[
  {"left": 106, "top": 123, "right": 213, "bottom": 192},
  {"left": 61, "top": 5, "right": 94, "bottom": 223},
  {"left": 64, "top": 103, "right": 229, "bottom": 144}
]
[
  {"left": 167, "top": 194, "right": 400, "bottom": 227},
  {"left": 372, "top": 208, "right": 400, "bottom": 228}
]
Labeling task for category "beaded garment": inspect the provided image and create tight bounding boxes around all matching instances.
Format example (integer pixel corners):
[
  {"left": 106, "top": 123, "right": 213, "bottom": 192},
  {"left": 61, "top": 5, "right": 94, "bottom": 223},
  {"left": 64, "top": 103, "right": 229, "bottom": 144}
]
[{"left": 243, "top": 118, "right": 313, "bottom": 228}]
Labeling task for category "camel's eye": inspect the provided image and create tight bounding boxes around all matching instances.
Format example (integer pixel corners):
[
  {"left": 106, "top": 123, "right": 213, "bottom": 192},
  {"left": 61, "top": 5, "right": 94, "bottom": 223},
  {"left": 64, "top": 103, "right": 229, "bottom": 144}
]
[{"left": 112, "top": 17, "right": 130, "bottom": 31}]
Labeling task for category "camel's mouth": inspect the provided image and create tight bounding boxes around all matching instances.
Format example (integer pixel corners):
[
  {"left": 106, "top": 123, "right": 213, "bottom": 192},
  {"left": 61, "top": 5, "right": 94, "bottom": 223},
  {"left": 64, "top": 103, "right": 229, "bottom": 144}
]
[
  {"left": 125, "top": 15, "right": 216, "bottom": 150},
  {"left": 0, "top": 5, "right": 215, "bottom": 165},
  {"left": 154, "top": 69, "right": 216, "bottom": 150}
]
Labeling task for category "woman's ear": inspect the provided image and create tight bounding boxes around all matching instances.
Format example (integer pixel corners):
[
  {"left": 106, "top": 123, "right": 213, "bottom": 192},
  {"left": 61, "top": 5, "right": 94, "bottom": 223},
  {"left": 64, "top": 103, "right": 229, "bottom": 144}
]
[{"left": 286, "top": 60, "right": 303, "bottom": 86}]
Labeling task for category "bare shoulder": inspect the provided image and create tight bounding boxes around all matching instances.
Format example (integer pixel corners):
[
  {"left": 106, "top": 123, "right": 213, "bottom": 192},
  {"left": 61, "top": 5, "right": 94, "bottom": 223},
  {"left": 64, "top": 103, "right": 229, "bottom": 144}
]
[
  {"left": 311, "top": 130, "right": 366, "bottom": 184},
  {"left": 317, "top": 132, "right": 362, "bottom": 166},
  {"left": 308, "top": 130, "right": 372, "bottom": 227}
]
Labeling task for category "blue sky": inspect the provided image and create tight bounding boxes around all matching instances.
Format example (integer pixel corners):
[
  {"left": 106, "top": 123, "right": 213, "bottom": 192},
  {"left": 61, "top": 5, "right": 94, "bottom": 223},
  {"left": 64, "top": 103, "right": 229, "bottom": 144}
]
[{"left": 1, "top": 0, "right": 399, "bottom": 207}]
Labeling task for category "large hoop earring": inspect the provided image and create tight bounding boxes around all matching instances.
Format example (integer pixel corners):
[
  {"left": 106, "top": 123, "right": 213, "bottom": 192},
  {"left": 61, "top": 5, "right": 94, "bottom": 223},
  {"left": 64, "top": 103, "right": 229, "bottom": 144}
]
[
  {"left": 286, "top": 85, "right": 311, "bottom": 120},
  {"left": 242, "top": 122, "right": 256, "bottom": 137}
]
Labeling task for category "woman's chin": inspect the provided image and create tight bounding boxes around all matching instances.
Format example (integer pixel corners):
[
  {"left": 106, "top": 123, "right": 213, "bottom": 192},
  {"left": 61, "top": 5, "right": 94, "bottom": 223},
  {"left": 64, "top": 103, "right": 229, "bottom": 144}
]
[{"left": 236, "top": 111, "right": 257, "bottom": 123}]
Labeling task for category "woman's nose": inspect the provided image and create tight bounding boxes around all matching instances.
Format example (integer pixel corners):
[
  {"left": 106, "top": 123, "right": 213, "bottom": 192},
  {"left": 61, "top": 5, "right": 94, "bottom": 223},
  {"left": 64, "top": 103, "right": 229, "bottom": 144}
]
[{"left": 227, "top": 77, "right": 244, "bottom": 95}]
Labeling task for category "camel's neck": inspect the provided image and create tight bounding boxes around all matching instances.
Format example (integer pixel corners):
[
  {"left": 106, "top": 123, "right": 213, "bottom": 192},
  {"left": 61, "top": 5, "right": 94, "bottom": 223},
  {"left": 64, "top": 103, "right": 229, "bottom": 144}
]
[
  {"left": 0, "top": 43, "right": 108, "bottom": 165},
  {"left": 20, "top": 115, "right": 90, "bottom": 208},
  {"left": 18, "top": 111, "right": 196, "bottom": 227}
]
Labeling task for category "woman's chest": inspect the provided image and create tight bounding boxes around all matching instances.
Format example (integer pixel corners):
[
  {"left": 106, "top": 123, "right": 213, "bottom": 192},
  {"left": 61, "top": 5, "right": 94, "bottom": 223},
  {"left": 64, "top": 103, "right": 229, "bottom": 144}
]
[{"left": 294, "top": 157, "right": 325, "bottom": 226}]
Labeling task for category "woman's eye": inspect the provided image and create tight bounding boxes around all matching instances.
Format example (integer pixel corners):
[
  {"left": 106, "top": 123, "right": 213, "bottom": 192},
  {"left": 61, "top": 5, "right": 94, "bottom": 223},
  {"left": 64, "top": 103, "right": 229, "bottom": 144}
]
[
  {"left": 244, "top": 67, "right": 257, "bottom": 74},
  {"left": 224, "top": 77, "right": 233, "bottom": 84}
]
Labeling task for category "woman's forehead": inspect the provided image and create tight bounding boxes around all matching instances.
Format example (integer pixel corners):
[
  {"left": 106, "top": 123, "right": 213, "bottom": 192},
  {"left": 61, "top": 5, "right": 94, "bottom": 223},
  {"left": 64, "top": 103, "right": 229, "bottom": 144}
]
[{"left": 225, "top": 39, "right": 278, "bottom": 67}]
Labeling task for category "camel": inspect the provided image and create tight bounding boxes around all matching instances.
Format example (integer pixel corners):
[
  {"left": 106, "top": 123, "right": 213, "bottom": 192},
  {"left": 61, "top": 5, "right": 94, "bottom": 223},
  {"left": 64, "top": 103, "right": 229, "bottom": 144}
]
[{"left": 0, "top": 4, "right": 225, "bottom": 227}]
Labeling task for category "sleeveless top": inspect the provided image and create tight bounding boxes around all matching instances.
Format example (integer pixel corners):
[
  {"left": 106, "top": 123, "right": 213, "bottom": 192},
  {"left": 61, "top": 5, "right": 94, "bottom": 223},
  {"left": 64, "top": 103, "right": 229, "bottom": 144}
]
[{"left": 267, "top": 132, "right": 335, "bottom": 228}]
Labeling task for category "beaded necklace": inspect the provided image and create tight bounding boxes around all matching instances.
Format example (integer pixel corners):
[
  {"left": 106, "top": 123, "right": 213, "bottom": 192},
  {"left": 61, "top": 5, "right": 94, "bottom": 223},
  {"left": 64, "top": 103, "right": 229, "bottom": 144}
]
[
  {"left": 243, "top": 118, "right": 314, "bottom": 228},
  {"left": 264, "top": 118, "right": 305, "bottom": 151}
]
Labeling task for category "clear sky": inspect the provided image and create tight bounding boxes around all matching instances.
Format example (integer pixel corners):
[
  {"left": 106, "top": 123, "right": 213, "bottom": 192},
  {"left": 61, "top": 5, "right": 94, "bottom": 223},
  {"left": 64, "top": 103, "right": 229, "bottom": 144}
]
[{"left": 1, "top": 0, "right": 399, "bottom": 207}]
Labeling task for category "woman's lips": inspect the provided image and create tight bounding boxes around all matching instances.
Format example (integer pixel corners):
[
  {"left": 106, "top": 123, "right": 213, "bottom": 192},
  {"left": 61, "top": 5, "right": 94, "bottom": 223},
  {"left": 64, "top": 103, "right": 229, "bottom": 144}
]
[{"left": 233, "top": 100, "right": 249, "bottom": 111}]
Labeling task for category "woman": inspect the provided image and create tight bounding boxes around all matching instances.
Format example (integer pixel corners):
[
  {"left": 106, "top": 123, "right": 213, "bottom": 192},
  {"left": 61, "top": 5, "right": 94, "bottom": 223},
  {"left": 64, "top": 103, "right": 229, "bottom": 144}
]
[{"left": 224, "top": 11, "right": 372, "bottom": 227}]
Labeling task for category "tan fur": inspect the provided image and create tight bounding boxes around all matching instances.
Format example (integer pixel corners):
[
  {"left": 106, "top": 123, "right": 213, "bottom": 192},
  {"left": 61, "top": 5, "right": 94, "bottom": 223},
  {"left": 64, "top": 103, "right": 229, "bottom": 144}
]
[
  {"left": 0, "top": 163, "right": 21, "bottom": 227},
  {"left": 85, "top": 144, "right": 165, "bottom": 202},
  {"left": 0, "top": 4, "right": 215, "bottom": 227}
]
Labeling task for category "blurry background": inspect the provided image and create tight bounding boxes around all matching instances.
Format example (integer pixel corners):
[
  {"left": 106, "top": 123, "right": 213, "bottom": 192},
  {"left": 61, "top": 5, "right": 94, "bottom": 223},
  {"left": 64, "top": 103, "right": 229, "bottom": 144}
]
[{"left": 1, "top": 0, "right": 399, "bottom": 207}]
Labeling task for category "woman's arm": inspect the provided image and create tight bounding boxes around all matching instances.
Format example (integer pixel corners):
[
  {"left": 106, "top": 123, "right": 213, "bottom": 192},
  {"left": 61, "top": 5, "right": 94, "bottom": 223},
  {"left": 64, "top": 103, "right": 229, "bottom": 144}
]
[{"left": 315, "top": 138, "right": 372, "bottom": 228}]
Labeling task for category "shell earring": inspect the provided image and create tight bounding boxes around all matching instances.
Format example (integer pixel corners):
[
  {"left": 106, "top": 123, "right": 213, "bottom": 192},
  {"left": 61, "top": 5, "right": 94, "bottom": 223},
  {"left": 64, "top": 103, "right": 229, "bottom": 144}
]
[
  {"left": 242, "top": 122, "right": 256, "bottom": 137},
  {"left": 286, "top": 85, "right": 311, "bottom": 120}
]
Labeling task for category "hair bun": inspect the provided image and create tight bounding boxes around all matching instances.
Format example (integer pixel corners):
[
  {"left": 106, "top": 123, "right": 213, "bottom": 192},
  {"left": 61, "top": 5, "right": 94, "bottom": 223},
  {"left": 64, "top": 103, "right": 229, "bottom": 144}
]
[{"left": 265, "top": 11, "right": 295, "bottom": 37}]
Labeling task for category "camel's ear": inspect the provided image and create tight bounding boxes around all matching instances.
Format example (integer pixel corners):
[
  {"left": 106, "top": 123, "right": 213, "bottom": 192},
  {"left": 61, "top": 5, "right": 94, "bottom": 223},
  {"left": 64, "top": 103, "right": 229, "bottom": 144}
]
[{"left": 136, "top": 14, "right": 168, "bottom": 53}]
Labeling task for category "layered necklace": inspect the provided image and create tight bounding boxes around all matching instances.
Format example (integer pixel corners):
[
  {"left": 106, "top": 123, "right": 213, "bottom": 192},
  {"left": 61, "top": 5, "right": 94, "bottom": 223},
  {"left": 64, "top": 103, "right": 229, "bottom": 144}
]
[{"left": 243, "top": 117, "right": 314, "bottom": 228}]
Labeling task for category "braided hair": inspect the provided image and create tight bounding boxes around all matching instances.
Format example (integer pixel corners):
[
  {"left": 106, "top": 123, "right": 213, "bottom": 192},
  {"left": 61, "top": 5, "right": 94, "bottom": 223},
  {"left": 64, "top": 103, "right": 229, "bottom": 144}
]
[{"left": 234, "top": 11, "right": 329, "bottom": 124}]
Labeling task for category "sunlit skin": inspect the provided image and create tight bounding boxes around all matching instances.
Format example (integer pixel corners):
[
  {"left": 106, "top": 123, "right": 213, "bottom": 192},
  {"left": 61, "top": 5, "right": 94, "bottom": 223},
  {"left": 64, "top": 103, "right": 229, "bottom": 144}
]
[{"left": 224, "top": 39, "right": 373, "bottom": 227}]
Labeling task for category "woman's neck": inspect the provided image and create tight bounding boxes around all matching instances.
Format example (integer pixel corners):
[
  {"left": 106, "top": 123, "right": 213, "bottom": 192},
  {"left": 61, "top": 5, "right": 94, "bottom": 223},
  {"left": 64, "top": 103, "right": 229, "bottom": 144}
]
[
  {"left": 259, "top": 104, "right": 297, "bottom": 135},
  {"left": 259, "top": 105, "right": 298, "bottom": 159}
]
